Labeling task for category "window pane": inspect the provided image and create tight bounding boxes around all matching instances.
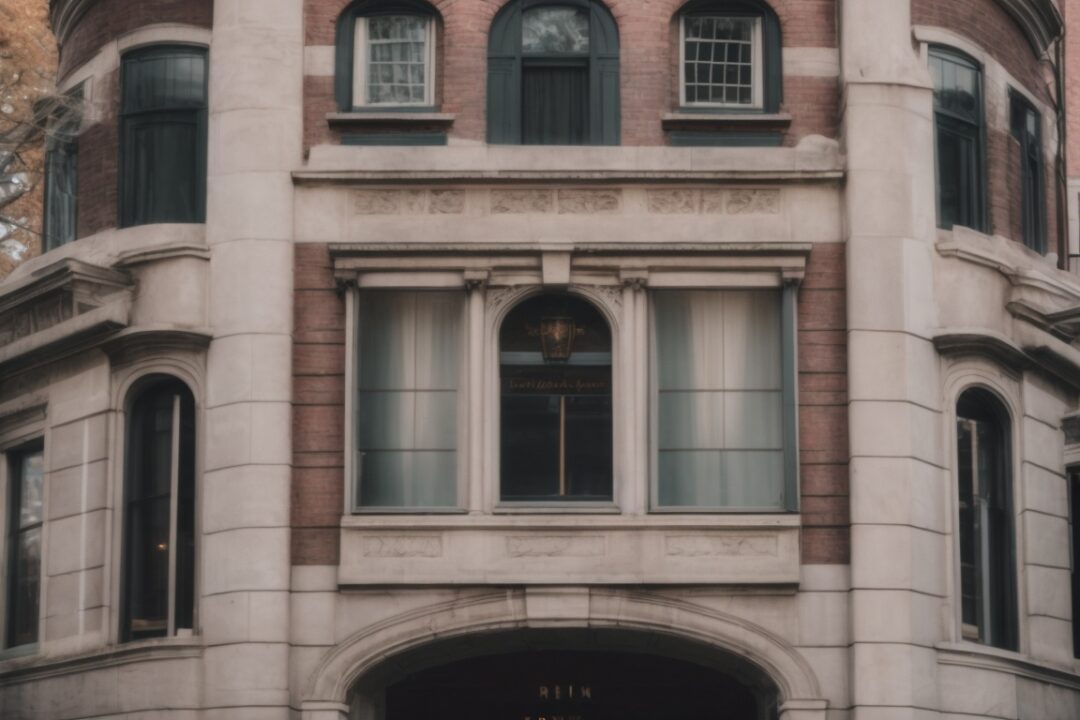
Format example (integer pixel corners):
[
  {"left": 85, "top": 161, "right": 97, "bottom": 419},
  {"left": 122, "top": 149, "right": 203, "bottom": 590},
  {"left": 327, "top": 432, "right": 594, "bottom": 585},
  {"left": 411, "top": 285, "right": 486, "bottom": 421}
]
[
  {"left": 356, "top": 291, "right": 462, "bottom": 508},
  {"left": 522, "top": 66, "right": 589, "bottom": 145},
  {"left": 8, "top": 528, "right": 41, "bottom": 647},
  {"left": 682, "top": 15, "right": 755, "bottom": 106},
  {"left": 17, "top": 451, "right": 44, "bottom": 528},
  {"left": 43, "top": 106, "right": 79, "bottom": 252},
  {"left": 124, "top": 117, "right": 200, "bottom": 225},
  {"left": 522, "top": 7, "right": 589, "bottom": 54},
  {"left": 122, "top": 49, "right": 207, "bottom": 113},
  {"left": 654, "top": 291, "right": 784, "bottom": 509},
  {"left": 365, "top": 15, "right": 428, "bottom": 106},
  {"left": 126, "top": 497, "right": 170, "bottom": 640}
]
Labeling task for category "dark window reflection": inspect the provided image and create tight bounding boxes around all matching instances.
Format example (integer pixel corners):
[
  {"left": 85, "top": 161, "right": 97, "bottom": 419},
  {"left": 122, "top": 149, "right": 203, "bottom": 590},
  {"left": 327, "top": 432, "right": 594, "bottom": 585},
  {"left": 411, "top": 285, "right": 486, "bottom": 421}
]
[
  {"left": 6, "top": 445, "right": 43, "bottom": 648},
  {"left": 500, "top": 295, "right": 613, "bottom": 502},
  {"left": 123, "top": 377, "right": 196, "bottom": 642}
]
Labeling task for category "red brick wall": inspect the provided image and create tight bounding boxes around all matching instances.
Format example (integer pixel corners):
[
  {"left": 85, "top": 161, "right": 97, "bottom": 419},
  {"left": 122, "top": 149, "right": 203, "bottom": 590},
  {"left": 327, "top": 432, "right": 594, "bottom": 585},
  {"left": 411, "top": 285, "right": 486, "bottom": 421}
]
[
  {"left": 911, "top": 0, "right": 1053, "bottom": 107},
  {"left": 57, "top": 0, "right": 213, "bottom": 81},
  {"left": 304, "top": 0, "right": 839, "bottom": 149},
  {"left": 1066, "top": 0, "right": 1080, "bottom": 176},
  {"left": 75, "top": 70, "right": 119, "bottom": 238},
  {"left": 290, "top": 242, "right": 850, "bottom": 565},
  {"left": 292, "top": 244, "right": 347, "bottom": 565}
]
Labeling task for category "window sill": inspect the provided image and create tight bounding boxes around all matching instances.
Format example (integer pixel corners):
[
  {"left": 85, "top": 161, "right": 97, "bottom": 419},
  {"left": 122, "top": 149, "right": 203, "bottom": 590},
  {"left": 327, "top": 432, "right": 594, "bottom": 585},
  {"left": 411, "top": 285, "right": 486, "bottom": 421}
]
[
  {"left": 661, "top": 111, "right": 792, "bottom": 131},
  {"left": 338, "top": 513, "right": 801, "bottom": 586},
  {"left": 0, "top": 636, "right": 202, "bottom": 681},
  {"left": 327, "top": 111, "right": 456, "bottom": 128},
  {"left": 936, "top": 641, "right": 1080, "bottom": 690}
]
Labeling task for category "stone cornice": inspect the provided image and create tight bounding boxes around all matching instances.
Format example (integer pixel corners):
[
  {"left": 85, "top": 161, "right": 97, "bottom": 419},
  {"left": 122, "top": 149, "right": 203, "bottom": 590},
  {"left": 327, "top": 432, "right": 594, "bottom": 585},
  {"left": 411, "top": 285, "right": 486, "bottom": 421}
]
[
  {"left": 994, "top": 0, "right": 1064, "bottom": 55},
  {"left": 49, "top": 0, "right": 98, "bottom": 45}
]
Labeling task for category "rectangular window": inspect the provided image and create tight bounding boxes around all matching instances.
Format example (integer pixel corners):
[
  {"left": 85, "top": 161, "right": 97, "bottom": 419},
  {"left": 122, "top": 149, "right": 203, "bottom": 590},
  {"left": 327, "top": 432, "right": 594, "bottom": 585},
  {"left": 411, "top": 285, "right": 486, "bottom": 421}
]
[
  {"left": 42, "top": 92, "right": 82, "bottom": 251},
  {"left": 930, "top": 48, "right": 984, "bottom": 232},
  {"left": 1010, "top": 92, "right": 1045, "bottom": 253},
  {"left": 120, "top": 46, "right": 208, "bottom": 227},
  {"left": 680, "top": 16, "right": 762, "bottom": 108},
  {"left": 5, "top": 444, "right": 43, "bottom": 649},
  {"left": 353, "top": 16, "right": 433, "bottom": 107},
  {"left": 652, "top": 289, "right": 793, "bottom": 510},
  {"left": 1072, "top": 472, "right": 1080, "bottom": 659},
  {"left": 356, "top": 290, "right": 463, "bottom": 508}
]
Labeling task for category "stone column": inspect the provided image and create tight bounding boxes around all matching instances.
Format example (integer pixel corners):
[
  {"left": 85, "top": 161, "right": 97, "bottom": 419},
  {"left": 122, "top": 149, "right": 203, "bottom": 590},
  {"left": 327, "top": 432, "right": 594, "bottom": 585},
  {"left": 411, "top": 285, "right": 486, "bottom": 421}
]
[
  {"left": 841, "top": 1, "right": 946, "bottom": 719},
  {"left": 201, "top": 1, "right": 303, "bottom": 717}
]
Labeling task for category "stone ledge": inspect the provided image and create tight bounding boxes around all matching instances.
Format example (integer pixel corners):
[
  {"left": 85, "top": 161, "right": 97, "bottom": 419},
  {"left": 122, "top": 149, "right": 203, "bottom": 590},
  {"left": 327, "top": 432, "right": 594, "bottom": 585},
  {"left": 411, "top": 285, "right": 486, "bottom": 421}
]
[
  {"left": 327, "top": 111, "right": 455, "bottom": 127},
  {"left": 339, "top": 515, "right": 801, "bottom": 586},
  {"left": 936, "top": 641, "right": 1080, "bottom": 692},
  {"left": 661, "top": 111, "right": 792, "bottom": 132},
  {"left": 0, "top": 636, "right": 202, "bottom": 685}
]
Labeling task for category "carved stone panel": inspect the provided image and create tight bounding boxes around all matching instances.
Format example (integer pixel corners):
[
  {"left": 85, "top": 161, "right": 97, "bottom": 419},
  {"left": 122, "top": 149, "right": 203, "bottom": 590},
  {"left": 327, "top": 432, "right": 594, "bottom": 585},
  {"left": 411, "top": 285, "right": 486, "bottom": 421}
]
[
  {"left": 557, "top": 189, "right": 622, "bottom": 214},
  {"left": 647, "top": 189, "right": 699, "bottom": 214},
  {"left": 664, "top": 534, "right": 778, "bottom": 557},
  {"left": 506, "top": 535, "right": 605, "bottom": 557},
  {"left": 360, "top": 535, "right": 444, "bottom": 558},
  {"left": 490, "top": 189, "right": 555, "bottom": 214}
]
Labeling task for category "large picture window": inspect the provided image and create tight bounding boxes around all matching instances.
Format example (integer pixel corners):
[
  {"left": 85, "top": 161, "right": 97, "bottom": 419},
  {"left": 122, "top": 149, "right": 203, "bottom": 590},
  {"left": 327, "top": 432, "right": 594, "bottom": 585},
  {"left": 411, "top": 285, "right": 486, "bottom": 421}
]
[
  {"left": 122, "top": 377, "right": 196, "bottom": 642},
  {"left": 930, "top": 47, "right": 985, "bottom": 232},
  {"left": 652, "top": 290, "right": 792, "bottom": 510},
  {"left": 355, "top": 290, "right": 463, "bottom": 508},
  {"left": 120, "top": 46, "right": 207, "bottom": 227},
  {"left": 5, "top": 444, "right": 43, "bottom": 649},
  {"left": 955, "top": 388, "right": 1017, "bottom": 650},
  {"left": 488, "top": 0, "right": 620, "bottom": 145},
  {"left": 499, "top": 294, "right": 613, "bottom": 503}
]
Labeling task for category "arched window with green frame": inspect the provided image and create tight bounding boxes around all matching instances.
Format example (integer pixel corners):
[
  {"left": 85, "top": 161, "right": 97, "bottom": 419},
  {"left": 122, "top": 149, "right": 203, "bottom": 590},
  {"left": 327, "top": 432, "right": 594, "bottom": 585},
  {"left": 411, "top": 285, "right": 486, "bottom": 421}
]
[{"left": 487, "top": 0, "right": 620, "bottom": 145}]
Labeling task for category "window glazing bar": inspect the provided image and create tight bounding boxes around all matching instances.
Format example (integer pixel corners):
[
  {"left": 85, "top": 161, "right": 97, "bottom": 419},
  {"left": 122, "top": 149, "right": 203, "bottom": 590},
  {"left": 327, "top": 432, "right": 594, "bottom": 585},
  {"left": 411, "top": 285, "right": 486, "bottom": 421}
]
[{"left": 167, "top": 393, "right": 181, "bottom": 637}]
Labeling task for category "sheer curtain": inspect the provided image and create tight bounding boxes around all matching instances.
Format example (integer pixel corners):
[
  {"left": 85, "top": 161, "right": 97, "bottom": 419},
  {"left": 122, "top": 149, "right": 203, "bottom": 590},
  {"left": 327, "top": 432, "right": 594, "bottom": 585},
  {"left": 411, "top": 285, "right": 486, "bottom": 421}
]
[
  {"left": 654, "top": 290, "right": 784, "bottom": 509},
  {"left": 357, "top": 291, "right": 462, "bottom": 507}
]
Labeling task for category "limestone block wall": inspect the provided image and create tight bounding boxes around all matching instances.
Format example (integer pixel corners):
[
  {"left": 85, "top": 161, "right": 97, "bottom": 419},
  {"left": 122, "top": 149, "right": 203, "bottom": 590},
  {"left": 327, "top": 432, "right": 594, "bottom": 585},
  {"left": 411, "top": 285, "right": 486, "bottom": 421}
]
[{"left": 301, "top": 0, "right": 840, "bottom": 149}]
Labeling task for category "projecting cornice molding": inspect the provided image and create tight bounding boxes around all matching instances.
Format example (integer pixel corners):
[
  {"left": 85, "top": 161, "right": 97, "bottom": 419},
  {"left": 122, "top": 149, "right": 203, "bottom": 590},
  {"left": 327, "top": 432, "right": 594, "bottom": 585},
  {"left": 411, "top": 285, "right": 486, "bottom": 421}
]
[
  {"left": 49, "top": 0, "right": 97, "bottom": 45},
  {"left": 994, "top": 0, "right": 1064, "bottom": 55}
]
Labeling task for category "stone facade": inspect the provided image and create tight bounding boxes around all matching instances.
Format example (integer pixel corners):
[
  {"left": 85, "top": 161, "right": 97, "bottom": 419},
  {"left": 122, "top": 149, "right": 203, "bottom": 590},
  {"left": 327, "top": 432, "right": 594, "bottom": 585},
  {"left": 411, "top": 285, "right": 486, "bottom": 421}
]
[{"left": 0, "top": 1, "right": 1078, "bottom": 719}]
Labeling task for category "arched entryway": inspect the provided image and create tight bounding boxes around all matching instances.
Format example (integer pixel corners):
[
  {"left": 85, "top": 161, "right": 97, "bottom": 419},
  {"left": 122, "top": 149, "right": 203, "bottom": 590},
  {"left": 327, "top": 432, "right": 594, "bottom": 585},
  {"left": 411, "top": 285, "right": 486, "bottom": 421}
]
[{"left": 355, "top": 628, "right": 779, "bottom": 720}]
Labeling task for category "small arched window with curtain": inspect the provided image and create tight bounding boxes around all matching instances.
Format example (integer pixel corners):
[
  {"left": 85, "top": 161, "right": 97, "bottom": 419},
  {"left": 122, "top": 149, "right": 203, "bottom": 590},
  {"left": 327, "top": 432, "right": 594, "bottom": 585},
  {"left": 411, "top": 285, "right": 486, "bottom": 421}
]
[
  {"left": 499, "top": 294, "right": 613, "bottom": 503},
  {"left": 122, "top": 376, "right": 196, "bottom": 642},
  {"left": 488, "top": 0, "right": 620, "bottom": 145},
  {"left": 335, "top": 0, "right": 440, "bottom": 110},
  {"left": 675, "top": 0, "right": 781, "bottom": 112},
  {"left": 955, "top": 387, "right": 1017, "bottom": 650}
]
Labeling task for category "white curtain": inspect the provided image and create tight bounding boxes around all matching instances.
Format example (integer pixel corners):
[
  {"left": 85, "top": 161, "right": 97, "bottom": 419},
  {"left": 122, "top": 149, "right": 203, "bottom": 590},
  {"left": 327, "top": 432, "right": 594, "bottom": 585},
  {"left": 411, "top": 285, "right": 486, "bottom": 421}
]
[
  {"left": 654, "top": 290, "right": 784, "bottom": 508},
  {"left": 357, "top": 291, "right": 462, "bottom": 507}
]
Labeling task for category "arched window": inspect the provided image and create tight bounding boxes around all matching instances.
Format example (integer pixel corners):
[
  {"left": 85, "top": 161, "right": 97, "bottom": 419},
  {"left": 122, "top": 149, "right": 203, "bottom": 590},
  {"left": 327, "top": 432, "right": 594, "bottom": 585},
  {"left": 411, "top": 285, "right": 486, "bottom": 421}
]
[
  {"left": 499, "top": 294, "right": 613, "bottom": 502},
  {"left": 676, "top": 0, "right": 781, "bottom": 112},
  {"left": 335, "top": 0, "right": 439, "bottom": 110},
  {"left": 122, "top": 376, "right": 196, "bottom": 642},
  {"left": 488, "top": 0, "right": 620, "bottom": 145},
  {"left": 955, "top": 388, "right": 1017, "bottom": 650},
  {"left": 929, "top": 47, "right": 985, "bottom": 232}
]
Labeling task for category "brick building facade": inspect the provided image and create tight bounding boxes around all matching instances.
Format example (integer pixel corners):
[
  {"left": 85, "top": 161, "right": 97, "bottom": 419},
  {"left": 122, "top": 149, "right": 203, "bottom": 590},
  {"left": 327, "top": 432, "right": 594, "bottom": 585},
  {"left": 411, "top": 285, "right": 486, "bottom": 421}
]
[{"left": 0, "top": 0, "right": 1078, "bottom": 718}]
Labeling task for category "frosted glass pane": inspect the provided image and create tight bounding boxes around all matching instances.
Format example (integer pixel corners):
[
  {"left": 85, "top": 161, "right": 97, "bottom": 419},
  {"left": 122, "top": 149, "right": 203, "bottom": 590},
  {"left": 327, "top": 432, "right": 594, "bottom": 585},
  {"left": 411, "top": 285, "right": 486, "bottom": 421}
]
[
  {"left": 720, "top": 451, "right": 784, "bottom": 507},
  {"left": 359, "top": 292, "right": 415, "bottom": 389},
  {"left": 658, "top": 392, "right": 724, "bottom": 449},
  {"left": 357, "top": 391, "right": 415, "bottom": 450},
  {"left": 723, "top": 391, "right": 782, "bottom": 449},
  {"left": 654, "top": 291, "right": 726, "bottom": 390},
  {"left": 414, "top": 292, "right": 463, "bottom": 390},
  {"left": 415, "top": 391, "right": 458, "bottom": 450},
  {"left": 658, "top": 451, "right": 722, "bottom": 507},
  {"left": 722, "top": 291, "right": 781, "bottom": 389},
  {"left": 522, "top": 7, "right": 589, "bottom": 54},
  {"left": 410, "top": 451, "right": 458, "bottom": 506}
]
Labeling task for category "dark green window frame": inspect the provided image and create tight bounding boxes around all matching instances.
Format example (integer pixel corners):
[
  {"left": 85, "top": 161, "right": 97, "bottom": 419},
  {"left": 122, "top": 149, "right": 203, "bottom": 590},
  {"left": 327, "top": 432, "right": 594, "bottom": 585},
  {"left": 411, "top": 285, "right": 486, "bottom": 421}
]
[
  {"left": 487, "top": 0, "right": 620, "bottom": 145},
  {"left": 1071, "top": 471, "right": 1079, "bottom": 659},
  {"left": 930, "top": 47, "right": 986, "bottom": 233},
  {"left": 121, "top": 377, "right": 196, "bottom": 643},
  {"left": 5, "top": 441, "right": 44, "bottom": 650},
  {"left": 1010, "top": 91, "right": 1046, "bottom": 254},
  {"left": 42, "top": 89, "right": 82, "bottom": 252},
  {"left": 334, "top": 0, "right": 439, "bottom": 112},
  {"left": 956, "top": 388, "right": 1018, "bottom": 651},
  {"left": 676, "top": 0, "right": 782, "bottom": 114},
  {"left": 119, "top": 45, "right": 208, "bottom": 228}
]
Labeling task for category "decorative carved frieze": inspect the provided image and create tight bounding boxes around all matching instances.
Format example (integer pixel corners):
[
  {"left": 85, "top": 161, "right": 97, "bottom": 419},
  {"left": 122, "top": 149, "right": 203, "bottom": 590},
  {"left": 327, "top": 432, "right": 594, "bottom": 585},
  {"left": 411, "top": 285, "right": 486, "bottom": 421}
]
[
  {"left": 727, "top": 189, "right": 781, "bottom": 214},
  {"left": 490, "top": 189, "right": 555, "bottom": 214},
  {"left": 506, "top": 535, "right": 605, "bottom": 558},
  {"left": 557, "top": 189, "right": 621, "bottom": 214},
  {"left": 647, "top": 189, "right": 698, "bottom": 214},
  {"left": 353, "top": 189, "right": 466, "bottom": 215},
  {"left": 360, "top": 535, "right": 443, "bottom": 558},
  {"left": 664, "top": 534, "right": 778, "bottom": 557}
]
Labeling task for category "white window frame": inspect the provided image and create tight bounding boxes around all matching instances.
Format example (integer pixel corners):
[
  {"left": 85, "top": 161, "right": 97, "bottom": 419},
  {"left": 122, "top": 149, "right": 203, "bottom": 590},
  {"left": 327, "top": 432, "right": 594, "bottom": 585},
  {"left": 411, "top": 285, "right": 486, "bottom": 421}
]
[
  {"left": 678, "top": 14, "right": 764, "bottom": 110},
  {"left": 352, "top": 15, "right": 435, "bottom": 108},
  {"left": 337, "top": 248, "right": 806, "bottom": 517}
]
